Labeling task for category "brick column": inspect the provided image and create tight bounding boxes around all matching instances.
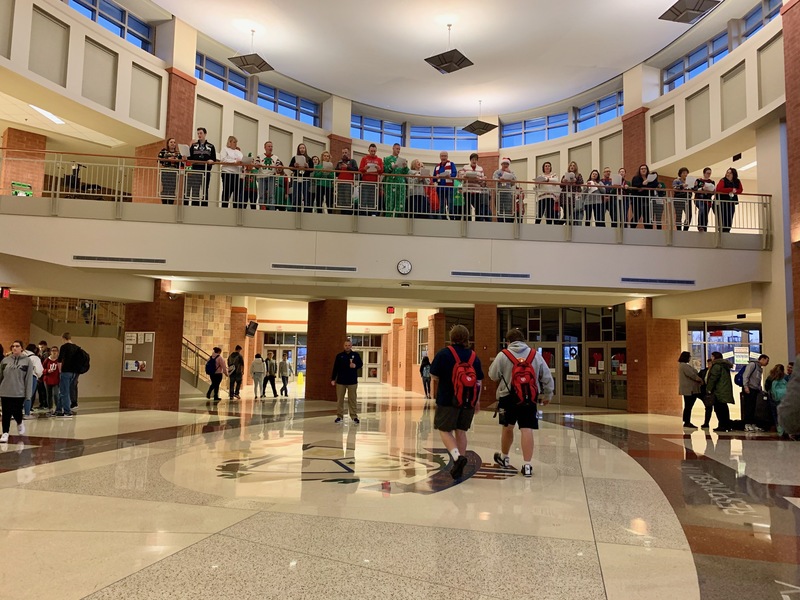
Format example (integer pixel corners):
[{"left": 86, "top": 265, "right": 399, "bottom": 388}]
[
  {"left": 0, "top": 294, "right": 33, "bottom": 347},
  {"left": 477, "top": 152, "right": 500, "bottom": 178},
  {"left": 389, "top": 318, "right": 402, "bottom": 387},
  {"left": 428, "top": 312, "right": 446, "bottom": 398},
  {"left": 474, "top": 304, "right": 498, "bottom": 408},
  {"left": 402, "top": 312, "right": 417, "bottom": 391},
  {"left": 381, "top": 333, "right": 389, "bottom": 383},
  {"left": 245, "top": 313, "right": 257, "bottom": 385},
  {"left": 132, "top": 141, "right": 163, "bottom": 203},
  {"left": 306, "top": 299, "right": 347, "bottom": 401},
  {"left": 621, "top": 107, "right": 649, "bottom": 178},
  {"left": 229, "top": 306, "right": 248, "bottom": 356},
  {"left": 328, "top": 134, "right": 351, "bottom": 163},
  {"left": 625, "top": 298, "right": 681, "bottom": 416},
  {"left": 781, "top": 0, "right": 800, "bottom": 351},
  {"left": 120, "top": 280, "right": 184, "bottom": 410},
  {"left": 0, "top": 128, "right": 46, "bottom": 197}
]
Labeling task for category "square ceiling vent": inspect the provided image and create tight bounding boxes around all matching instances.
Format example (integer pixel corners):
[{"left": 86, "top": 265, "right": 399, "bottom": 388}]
[
  {"left": 228, "top": 53, "right": 273, "bottom": 74},
  {"left": 659, "top": 0, "right": 719, "bottom": 24},
  {"left": 424, "top": 49, "right": 474, "bottom": 74},
  {"left": 462, "top": 120, "right": 497, "bottom": 136}
]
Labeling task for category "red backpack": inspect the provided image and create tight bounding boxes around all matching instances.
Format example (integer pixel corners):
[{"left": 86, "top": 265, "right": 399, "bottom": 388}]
[
  {"left": 448, "top": 346, "right": 478, "bottom": 407},
  {"left": 502, "top": 348, "right": 539, "bottom": 405}
]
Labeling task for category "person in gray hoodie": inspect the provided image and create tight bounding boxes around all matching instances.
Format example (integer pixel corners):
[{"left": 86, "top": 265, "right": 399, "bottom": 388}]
[
  {"left": 488, "top": 328, "right": 554, "bottom": 477},
  {"left": 0, "top": 340, "right": 34, "bottom": 441}
]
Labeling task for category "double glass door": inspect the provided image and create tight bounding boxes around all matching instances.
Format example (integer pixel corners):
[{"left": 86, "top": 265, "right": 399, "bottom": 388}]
[{"left": 586, "top": 343, "right": 627, "bottom": 409}]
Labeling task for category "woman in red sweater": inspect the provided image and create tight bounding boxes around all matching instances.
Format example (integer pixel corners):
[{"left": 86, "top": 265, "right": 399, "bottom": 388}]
[{"left": 715, "top": 167, "right": 742, "bottom": 233}]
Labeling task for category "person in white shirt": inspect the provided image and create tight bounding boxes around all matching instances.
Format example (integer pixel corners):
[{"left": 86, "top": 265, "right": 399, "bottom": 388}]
[
  {"left": 219, "top": 135, "right": 243, "bottom": 208},
  {"left": 459, "top": 153, "right": 487, "bottom": 221},
  {"left": 535, "top": 161, "right": 560, "bottom": 224}
]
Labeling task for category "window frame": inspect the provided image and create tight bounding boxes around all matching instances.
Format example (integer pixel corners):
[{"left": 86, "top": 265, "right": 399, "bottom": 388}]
[
  {"left": 500, "top": 111, "right": 570, "bottom": 148},
  {"left": 574, "top": 91, "right": 624, "bottom": 132},
  {"left": 408, "top": 125, "right": 477, "bottom": 151},
  {"left": 351, "top": 115, "right": 405, "bottom": 146},
  {"left": 67, "top": 0, "right": 154, "bottom": 53}
]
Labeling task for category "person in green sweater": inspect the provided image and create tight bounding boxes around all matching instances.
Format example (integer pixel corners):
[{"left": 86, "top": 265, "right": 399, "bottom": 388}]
[
  {"left": 383, "top": 143, "right": 409, "bottom": 217},
  {"left": 705, "top": 351, "right": 735, "bottom": 432},
  {"left": 273, "top": 161, "right": 289, "bottom": 209},
  {"left": 312, "top": 150, "right": 335, "bottom": 213}
]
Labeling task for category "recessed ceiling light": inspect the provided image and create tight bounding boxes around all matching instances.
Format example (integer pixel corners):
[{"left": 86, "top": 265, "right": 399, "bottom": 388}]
[{"left": 29, "top": 104, "right": 64, "bottom": 125}]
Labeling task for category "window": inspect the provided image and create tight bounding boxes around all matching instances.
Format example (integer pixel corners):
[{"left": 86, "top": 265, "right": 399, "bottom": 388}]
[
  {"left": 408, "top": 126, "right": 477, "bottom": 151},
  {"left": 351, "top": 115, "right": 404, "bottom": 146},
  {"left": 500, "top": 112, "right": 569, "bottom": 148},
  {"left": 195, "top": 53, "right": 247, "bottom": 99},
  {"left": 662, "top": 31, "right": 729, "bottom": 93},
  {"left": 418, "top": 328, "right": 429, "bottom": 363},
  {"left": 67, "top": 0, "right": 153, "bottom": 52},
  {"left": 744, "top": 0, "right": 781, "bottom": 39},
  {"left": 574, "top": 92, "right": 624, "bottom": 132}
]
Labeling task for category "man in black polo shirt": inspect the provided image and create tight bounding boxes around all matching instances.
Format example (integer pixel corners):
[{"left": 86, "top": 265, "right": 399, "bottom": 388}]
[
  {"left": 331, "top": 339, "right": 363, "bottom": 424},
  {"left": 430, "top": 324, "right": 483, "bottom": 479},
  {"left": 188, "top": 127, "right": 217, "bottom": 206}
]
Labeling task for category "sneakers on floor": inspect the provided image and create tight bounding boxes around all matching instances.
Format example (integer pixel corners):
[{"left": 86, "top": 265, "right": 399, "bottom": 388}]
[
  {"left": 450, "top": 455, "right": 468, "bottom": 480},
  {"left": 17, "top": 423, "right": 25, "bottom": 436},
  {"left": 683, "top": 423, "right": 698, "bottom": 429},
  {"left": 22, "top": 415, "right": 35, "bottom": 420},
  {"left": 352, "top": 417, "right": 360, "bottom": 424},
  {"left": 493, "top": 452, "right": 511, "bottom": 469},
  {"left": 744, "top": 424, "right": 755, "bottom": 432},
  {"left": 0, "top": 433, "right": 7, "bottom": 443},
  {"left": 521, "top": 464, "right": 533, "bottom": 478},
  {"left": 334, "top": 417, "right": 343, "bottom": 424}
]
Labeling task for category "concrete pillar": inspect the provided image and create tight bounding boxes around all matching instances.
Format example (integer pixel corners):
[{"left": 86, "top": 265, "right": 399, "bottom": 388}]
[
  {"left": 120, "top": 280, "right": 184, "bottom": 410},
  {"left": 306, "top": 299, "right": 347, "bottom": 401}
]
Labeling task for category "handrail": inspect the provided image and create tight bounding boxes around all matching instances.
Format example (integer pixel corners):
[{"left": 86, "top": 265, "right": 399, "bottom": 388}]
[{"left": 181, "top": 336, "right": 212, "bottom": 389}]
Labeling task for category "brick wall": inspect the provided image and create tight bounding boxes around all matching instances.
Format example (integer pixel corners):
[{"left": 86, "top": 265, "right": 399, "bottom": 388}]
[
  {"left": 120, "top": 279, "right": 183, "bottom": 410},
  {"left": 403, "top": 312, "right": 417, "bottom": 391},
  {"left": 229, "top": 307, "right": 248, "bottom": 387},
  {"left": 389, "top": 318, "right": 402, "bottom": 387},
  {"left": 474, "top": 304, "right": 498, "bottom": 407},
  {"left": 477, "top": 152, "right": 500, "bottom": 179},
  {"left": 0, "top": 294, "right": 33, "bottom": 349},
  {"left": 381, "top": 333, "right": 389, "bottom": 384},
  {"left": 165, "top": 68, "right": 197, "bottom": 144},
  {"left": 428, "top": 312, "right": 446, "bottom": 399},
  {"left": 132, "top": 141, "right": 163, "bottom": 203},
  {"left": 306, "top": 299, "right": 347, "bottom": 401},
  {"left": 328, "top": 134, "right": 351, "bottom": 163},
  {"left": 0, "top": 128, "right": 46, "bottom": 197},
  {"left": 621, "top": 107, "right": 649, "bottom": 180},
  {"left": 183, "top": 294, "right": 232, "bottom": 353},
  {"left": 781, "top": 1, "right": 800, "bottom": 351},
  {"left": 625, "top": 298, "right": 681, "bottom": 416}
]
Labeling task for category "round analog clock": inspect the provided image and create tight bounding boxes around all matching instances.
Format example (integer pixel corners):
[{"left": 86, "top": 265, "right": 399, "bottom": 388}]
[{"left": 396, "top": 259, "right": 412, "bottom": 275}]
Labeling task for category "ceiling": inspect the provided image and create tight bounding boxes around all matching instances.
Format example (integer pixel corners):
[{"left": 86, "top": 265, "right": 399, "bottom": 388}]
[{"left": 153, "top": 0, "right": 705, "bottom": 117}]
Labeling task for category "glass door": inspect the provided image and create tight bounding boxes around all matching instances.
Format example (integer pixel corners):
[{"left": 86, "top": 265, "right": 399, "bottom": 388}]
[
  {"left": 584, "top": 343, "right": 627, "bottom": 409},
  {"left": 561, "top": 343, "right": 583, "bottom": 403},
  {"left": 609, "top": 345, "right": 627, "bottom": 410},
  {"left": 365, "top": 349, "right": 381, "bottom": 381},
  {"left": 586, "top": 345, "right": 607, "bottom": 408}
]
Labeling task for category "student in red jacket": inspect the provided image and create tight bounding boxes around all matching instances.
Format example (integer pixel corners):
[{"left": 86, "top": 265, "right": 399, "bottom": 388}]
[
  {"left": 715, "top": 167, "right": 742, "bottom": 233},
  {"left": 359, "top": 143, "right": 384, "bottom": 215}
]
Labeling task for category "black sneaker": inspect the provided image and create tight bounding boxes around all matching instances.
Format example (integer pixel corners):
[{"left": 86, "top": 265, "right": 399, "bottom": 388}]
[
  {"left": 352, "top": 417, "right": 360, "bottom": 424},
  {"left": 493, "top": 452, "right": 511, "bottom": 469},
  {"left": 521, "top": 464, "right": 533, "bottom": 478},
  {"left": 450, "top": 455, "right": 468, "bottom": 480},
  {"left": 334, "top": 417, "right": 343, "bottom": 424},
  {"left": 701, "top": 424, "right": 710, "bottom": 429}
]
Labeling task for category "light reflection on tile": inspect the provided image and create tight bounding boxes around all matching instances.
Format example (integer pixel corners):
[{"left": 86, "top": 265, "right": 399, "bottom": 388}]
[{"left": 597, "top": 543, "right": 700, "bottom": 600}]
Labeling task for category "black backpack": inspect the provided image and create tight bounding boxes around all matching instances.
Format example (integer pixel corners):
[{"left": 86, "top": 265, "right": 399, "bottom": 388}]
[{"left": 75, "top": 346, "right": 91, "bottom": 374}]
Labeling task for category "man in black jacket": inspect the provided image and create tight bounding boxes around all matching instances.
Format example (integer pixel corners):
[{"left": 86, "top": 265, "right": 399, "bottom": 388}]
[
  {"left": 331, "top": 339, "right": 362, "bottom": 424},
  {"left": 188, "top": 127, "right": 217, "bottom": 206},
  {"left": 227, "top": 345, "right": 244, "bottom": 400}
]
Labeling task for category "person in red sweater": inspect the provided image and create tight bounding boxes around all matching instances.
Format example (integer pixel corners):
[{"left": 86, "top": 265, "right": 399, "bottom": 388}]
[
  {"left": 359, "top": 143, "right": 384, "bottom": 215},
  {"left": 42, "top": 346, "right": 61, "bottom": 414},
  {"left": 715, "top": 167, "right": 742, "bottom": 233}
]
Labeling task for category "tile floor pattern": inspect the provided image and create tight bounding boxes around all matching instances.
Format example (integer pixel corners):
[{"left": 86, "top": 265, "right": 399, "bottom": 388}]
[{"left": 0, "top": 384, "right": 798, "bottom": 599}]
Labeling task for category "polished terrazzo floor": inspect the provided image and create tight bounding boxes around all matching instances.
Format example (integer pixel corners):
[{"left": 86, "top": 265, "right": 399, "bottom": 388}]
[{"left": 0, "top": 383, "right": 798, "bottom": 599}]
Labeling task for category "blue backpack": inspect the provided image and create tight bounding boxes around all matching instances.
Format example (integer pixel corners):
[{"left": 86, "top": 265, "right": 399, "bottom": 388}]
[{"left": 734, "top": 364, "right": 749, "bottom": 387}]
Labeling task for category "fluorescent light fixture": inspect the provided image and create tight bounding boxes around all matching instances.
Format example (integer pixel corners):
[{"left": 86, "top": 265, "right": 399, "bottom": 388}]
[
  {"left": 29, "top": 104, "right": 65, "bottom": 125},
  {"left": 738, "top": 161, "right": 757, "bottom": 171}
]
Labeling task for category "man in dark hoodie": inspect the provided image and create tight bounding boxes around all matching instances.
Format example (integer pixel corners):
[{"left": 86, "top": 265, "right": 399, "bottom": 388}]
[
  {"left": 227, "top": 345, "right": 244, "bottom": 400},
  {"left": 706, "top": 351, "right": 734, "bottom": 432}
]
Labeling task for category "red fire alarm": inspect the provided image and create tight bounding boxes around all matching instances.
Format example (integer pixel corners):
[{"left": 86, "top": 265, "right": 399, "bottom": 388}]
[
  {"left": 386, "top": 306, "right": 395, "bottom": 314},
  {"left": 0, "top": 287, "right": 10, "bottom": 300}
]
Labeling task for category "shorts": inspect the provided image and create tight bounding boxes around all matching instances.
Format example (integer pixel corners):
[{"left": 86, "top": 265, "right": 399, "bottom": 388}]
[
  {"left": 434, "top": 404, "right": 475, "bottom": 432},
  {"left": 497, "top": 395, "right": 538, "bottom": 429}
]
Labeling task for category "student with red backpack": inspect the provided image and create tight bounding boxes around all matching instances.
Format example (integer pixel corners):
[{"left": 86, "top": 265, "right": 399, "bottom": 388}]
[
  {"left": 430, "top": 324, "right": 484, "bottom": 480},
  {"left": 488, "top": 329, "right": 554, "bottom": 477}
]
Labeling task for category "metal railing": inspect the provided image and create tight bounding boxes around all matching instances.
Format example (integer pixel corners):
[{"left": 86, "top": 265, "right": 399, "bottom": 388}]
[
  {"left": 0, "top": 149, "right": 772, "bottom": 249},
  {"left": 182, "top": 337, "right": 212, "bottom": 388},
  {"left": 34, "top": 297, "right": 126, "bottom": 328}
]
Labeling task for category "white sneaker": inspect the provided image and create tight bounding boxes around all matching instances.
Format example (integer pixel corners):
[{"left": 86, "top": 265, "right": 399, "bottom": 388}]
[
  {"left": 18, "top": 423, "right": 25, "bottom": 436},
  {"left": 744, "top": 424, "right": 754, "bottom": 432},
  {"left": 0, "top": 433, "right": 8, "bottom": 442}
]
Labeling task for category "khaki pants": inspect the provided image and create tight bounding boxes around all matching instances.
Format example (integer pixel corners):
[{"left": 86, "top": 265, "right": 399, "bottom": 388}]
[{"left": 336, "top": 383, "right": 359, "bottom": 418}]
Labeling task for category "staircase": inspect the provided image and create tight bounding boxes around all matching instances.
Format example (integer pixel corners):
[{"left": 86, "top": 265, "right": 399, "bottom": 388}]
[{"left": 181, "top": 337, "right": 212, "bottom": 389}]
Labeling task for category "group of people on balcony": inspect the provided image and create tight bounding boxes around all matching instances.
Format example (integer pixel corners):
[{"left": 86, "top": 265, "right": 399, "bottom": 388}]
[{"left": 157, "top": 130, "right": 745, "bottom": 230}]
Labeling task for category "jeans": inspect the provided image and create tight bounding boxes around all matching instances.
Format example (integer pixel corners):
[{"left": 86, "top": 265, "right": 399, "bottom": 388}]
[
  {"left": 280, "top": 376, "right": 289, "bottom": 396},
  {"left": 536, "top": 197, "right": 556, "bottom": 224},
  {"left": 437, "top": 186, "right": 455, "bottom": 219},
  {"left": 221, "top": 172, "right": 241, "bottom": 208},
  {"left": 422, "top": 377, "right": 431, "bottom": 397},
  {"left": 585, "top": 203, "right": 605, "bottom": 227},
  {"left": 46, "top": 383, "right": 59, "bottom": 410},
  {"left": 24, "top": 376, "right": 37, "bottom": 416},
  {"left": 696, "top": 201, "right": 711, "bottom": 231},
  {"left": 58, "top": 372, "right": 76, "bottom": 414},
  {"left": 229, "top": 376, "right": 242, "bottom": 398},
  {"left": 207, "top": 373, "right": 223, "bottom": 400},
  {"left": 264, "top": 376, "right": 278, "bottom": 397}
]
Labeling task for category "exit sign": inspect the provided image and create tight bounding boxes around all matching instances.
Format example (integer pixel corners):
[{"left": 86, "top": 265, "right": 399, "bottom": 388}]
[
  {"left": 0, "top": 287, "right": 10, "bottom": 300},
  {"left": 386, "top": 306, "right": 395, "bottom": 314}
]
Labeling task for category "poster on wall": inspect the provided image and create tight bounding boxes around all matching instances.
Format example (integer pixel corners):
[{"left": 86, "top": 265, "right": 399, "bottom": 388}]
[
  {"left": 122, "top": 331, "right": 155, "bottom": 379},
  {"left": 734, "top": 346, "right": 750, "bottom": 365}
]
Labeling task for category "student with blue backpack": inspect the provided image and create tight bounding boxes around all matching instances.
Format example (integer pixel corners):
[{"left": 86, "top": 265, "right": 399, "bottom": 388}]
[
  {"left": 205, "top": 347, "right": 226, "bottom": 403},
  {"left": 736, "top": 354, "right": 770, "bottom": 432}
]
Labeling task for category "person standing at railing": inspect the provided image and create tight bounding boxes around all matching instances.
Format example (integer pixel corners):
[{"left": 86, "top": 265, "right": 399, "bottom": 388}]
[
  {"left": 583, "top": 170, "right": 604, "bottom": 227},
  {"left": 599, "top": 167, "right": 616, "bottom": 228},
  {"left": 359, "top": 143, "right": 384, "bottom": 216},
  {"left": 188, "top": 127, "right": 217, "bottom": 207},
  {"left": 272, "top": 161, "right": 290, "bottom": 210},
  {"left": 433, "top": 151, "right": 458, "bottom": 220},
  {"left": 715, "top": 167, "right": 742, "bottom": 233},
  {"left": 616, "top": 168, "right": 630, "bottom": 227},
  {"left": 334, "top": 147, "right": 359, "bottom": 215},
  {"left": 560, "top": 161, "right": 584, "bottom": 226},
  {"left": 258, "top": 141, "right": 281, "bottom": 209},
  {"left": 459, "top": 153, "right": 488, "bottom": 221},
  {"left": 383, "top": 143, "right": 409, "bottom": 217},
  {"left": 493, "top": 158, "right": 517, "bottom": 223},
  {"left": 312, "top": 151, "right": 335, "bottom": 213},
  {"left": 158, "top": 138, "right": 183, "bottom": 205},
  {"left": 535, "top": 162, "right": 560, "bottom": 225},
  {"left": 289, "top": 143, "right": 314, "bottom": 212},
  {"left": 672, "top": 167, "right": 692, "bottom": 231},
  {"left": 629, "top": 164, "right": 657, "bottom": 229},
  {"left": 692, "top": 167, "right": 715, "bottom": 232},
  {"left": 219, "top": 136, "right": 244, "bottom": 209},
  {"left": 408, "top": 160, "right": 431, "bottom": 218}
]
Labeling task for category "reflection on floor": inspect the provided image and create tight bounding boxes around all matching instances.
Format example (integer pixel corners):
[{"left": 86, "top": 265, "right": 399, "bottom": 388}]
[{"left": 1, "top": 384, "right": 798, "bottom": 599}]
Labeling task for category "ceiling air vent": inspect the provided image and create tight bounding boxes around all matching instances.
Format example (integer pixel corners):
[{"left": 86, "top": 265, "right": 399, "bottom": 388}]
[
  {"left": 73, "top": 255, "right": 166, "bottom": 264},
  {"left": 451, "top": 271, "right": 530, "bottom": 279},
  {"left": 271, "top": 263, "right": 357, "bottom": 273},
  {"left": 659, "top": 0, "right": 719, "bottom": 24}
]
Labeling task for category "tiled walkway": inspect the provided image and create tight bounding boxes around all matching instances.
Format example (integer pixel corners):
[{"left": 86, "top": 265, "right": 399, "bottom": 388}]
[{"left": 1, "top": 384, "right": 797, "bottom": 599}]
